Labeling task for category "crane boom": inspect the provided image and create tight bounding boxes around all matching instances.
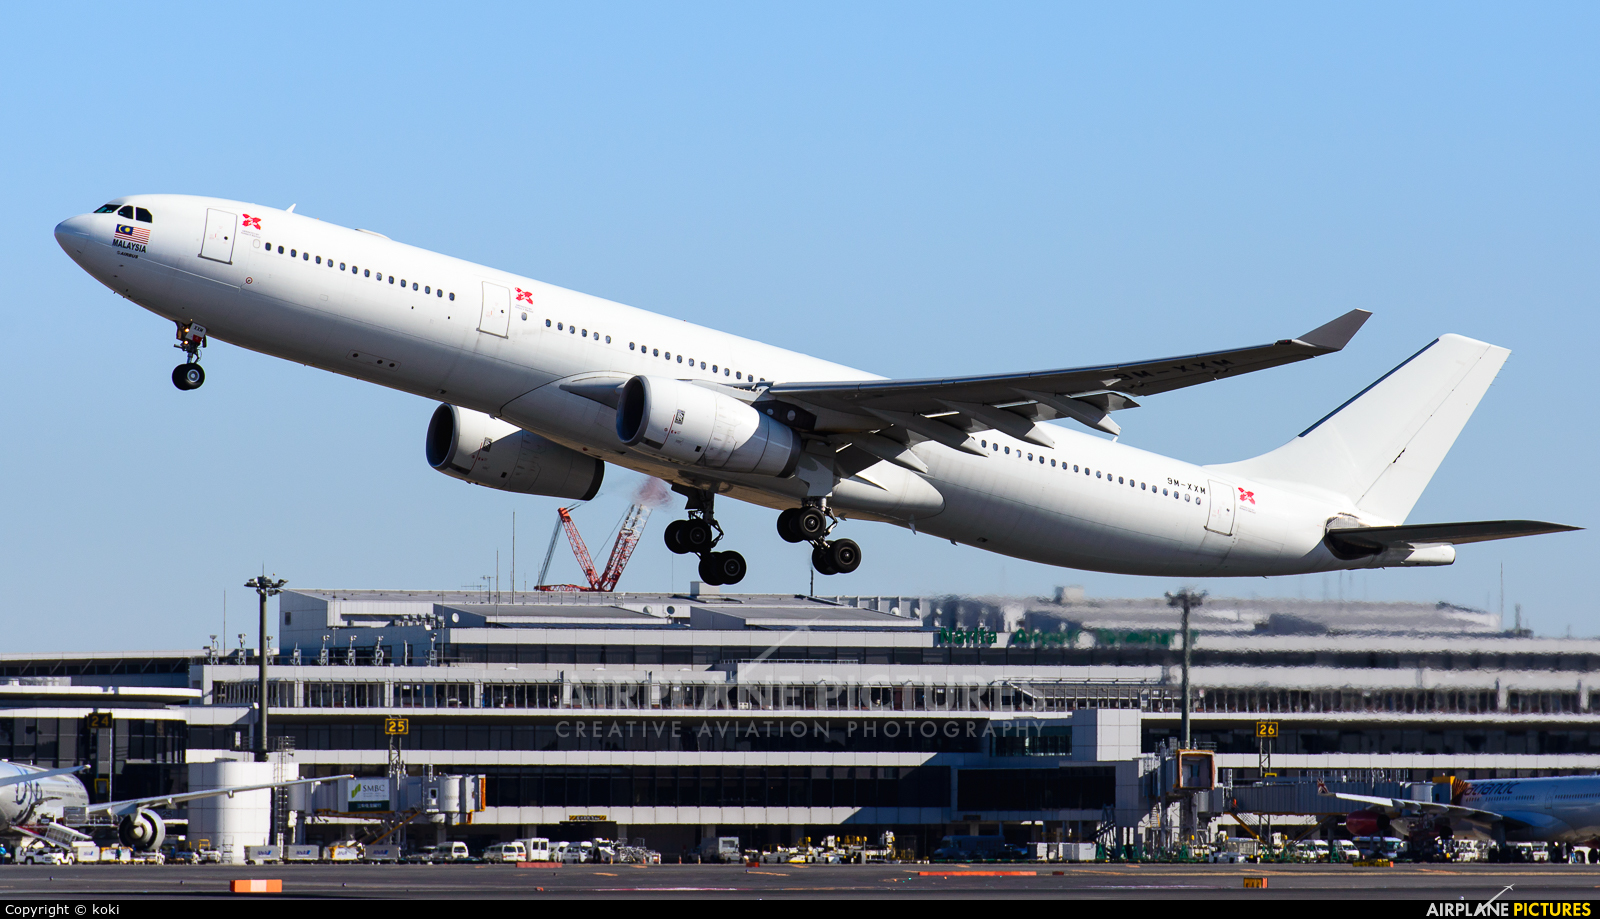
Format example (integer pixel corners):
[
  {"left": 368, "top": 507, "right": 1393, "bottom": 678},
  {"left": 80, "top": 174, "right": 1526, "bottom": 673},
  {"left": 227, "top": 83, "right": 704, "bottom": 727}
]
[
  {"left": 535, "top": 502, "right": 652, "bottom": 592},
  {"left": 597, "top": 504, "right": 651, "bottom": 591},
  {"left": 558, "top": 506, "right": 601, "bottom": 589}
]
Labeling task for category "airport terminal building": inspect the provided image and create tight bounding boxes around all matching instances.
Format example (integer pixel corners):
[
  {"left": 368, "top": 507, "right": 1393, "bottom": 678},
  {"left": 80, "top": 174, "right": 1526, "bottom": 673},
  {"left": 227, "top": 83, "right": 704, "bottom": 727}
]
[{"left": 3, "top": 587, "right": 1597, "bottom": 856}]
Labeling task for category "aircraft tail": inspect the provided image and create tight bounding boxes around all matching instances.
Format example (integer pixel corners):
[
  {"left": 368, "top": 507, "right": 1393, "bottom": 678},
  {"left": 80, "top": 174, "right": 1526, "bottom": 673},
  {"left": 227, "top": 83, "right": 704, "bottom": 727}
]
[{"left": 1213, "top": 333, "right": 1509, "bottom": 523}]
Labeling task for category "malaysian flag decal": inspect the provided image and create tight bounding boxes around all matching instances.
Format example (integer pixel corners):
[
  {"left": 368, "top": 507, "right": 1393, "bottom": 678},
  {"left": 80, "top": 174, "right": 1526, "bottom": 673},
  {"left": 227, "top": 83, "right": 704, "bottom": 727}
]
[{"left": 115, "top": 224, "right": 150, "bottom": 245}]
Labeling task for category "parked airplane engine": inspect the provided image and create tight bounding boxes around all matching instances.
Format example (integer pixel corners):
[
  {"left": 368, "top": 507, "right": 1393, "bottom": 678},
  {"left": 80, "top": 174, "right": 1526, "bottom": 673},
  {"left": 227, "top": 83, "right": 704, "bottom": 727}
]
[
  {"left": 1343, "top": 809, "right": 1389, "bottom": 838},
  {"left": 118, "top": 807, "right": 165, "bottom": 851},
  {"left": 615, "top": 376, "right": 801, "bottom": 477},
  {"left": 426, "top": 404, "right": 604, "bottom": 500}
]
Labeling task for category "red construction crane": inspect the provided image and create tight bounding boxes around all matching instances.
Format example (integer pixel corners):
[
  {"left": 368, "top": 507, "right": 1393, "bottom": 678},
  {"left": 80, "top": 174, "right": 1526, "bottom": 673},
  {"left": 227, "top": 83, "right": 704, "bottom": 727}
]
[{"left": 535, "top": 503, "right": 652, "bottom": 592}]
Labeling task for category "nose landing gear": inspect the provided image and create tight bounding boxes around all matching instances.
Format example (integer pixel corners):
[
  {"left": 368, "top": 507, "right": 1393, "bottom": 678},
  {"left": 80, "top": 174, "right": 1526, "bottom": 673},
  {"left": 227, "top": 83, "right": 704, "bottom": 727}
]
[
  {"left": 663, "top": 488, "right": 747, "bottom": 586},
  {"left": 778, "top": 502, "right": 861, "bottom": 576},
  {"left": 172, "top": 322, "right": 207, "bottom": 391}
]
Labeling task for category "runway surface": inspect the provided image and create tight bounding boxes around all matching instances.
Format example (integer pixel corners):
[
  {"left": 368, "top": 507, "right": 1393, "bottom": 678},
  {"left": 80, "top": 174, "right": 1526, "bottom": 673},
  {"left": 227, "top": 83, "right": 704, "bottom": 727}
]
[{"left": 0, "top": 862, "right": 1598, "bottom": 899}]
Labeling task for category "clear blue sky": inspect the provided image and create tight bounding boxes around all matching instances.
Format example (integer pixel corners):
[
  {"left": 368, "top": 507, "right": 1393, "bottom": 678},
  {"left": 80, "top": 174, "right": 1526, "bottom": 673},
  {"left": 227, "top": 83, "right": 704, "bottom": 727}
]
[{"left": 2, "top": 3, "right": 1594, "bottom": 650}]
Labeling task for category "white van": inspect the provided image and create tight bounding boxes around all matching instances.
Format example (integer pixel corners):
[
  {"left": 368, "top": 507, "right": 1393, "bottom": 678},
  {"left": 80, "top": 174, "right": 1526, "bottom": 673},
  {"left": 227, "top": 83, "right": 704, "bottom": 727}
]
[
  {"left": 483, "top": 842, "right": 527, "bottom": 863},
  {"left": 517, "top": 838, "right": 553, "bottom": 862},
  {"left": 554, "top": 841, "right": 593, "bottom": 864}
]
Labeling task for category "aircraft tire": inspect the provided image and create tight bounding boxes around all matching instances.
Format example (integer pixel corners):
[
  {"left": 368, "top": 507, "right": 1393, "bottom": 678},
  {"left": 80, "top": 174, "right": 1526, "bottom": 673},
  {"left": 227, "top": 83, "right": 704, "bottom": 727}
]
[
  {"left": 664, "top": 520, "right": 690, "bottom": 554},
  {"left": 172, "top": 363, "right": 205, "bottom": 390},
  {"left": 698, "top": 553, "right": 725, "bottom": 585},
  {"left": 827, "top": 538, "right": 861, "bottom": 574},
  {"left": 811, "top": 544, "right": 840, "bottom": 576},
  {"left": 794, "top": 507, "right": 828, "bottom": 541},
  {"left": 681, "top": 519, "right": 716, "bottom": 553},
  {"left": 776, "top": 509, "right": 805, "bottom": 543},
  {"left": 710, "top": 551, "right": 746, "bottom": 585}
]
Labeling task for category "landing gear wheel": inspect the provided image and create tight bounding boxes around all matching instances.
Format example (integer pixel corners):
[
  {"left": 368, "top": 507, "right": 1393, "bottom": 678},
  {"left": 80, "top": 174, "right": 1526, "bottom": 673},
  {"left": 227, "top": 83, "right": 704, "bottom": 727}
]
[
  {"left": 699, "top": 551, "right": 747, "bottom": 586},
  {"left": 826, "top": 538, "right": 862, "bottom": 574},
  {"left": 680, "top": 518, "right": 717, "bottom": 553},
  {"left": 776, "top": 508, "right": 806, "bottom": 543},
  {"left": 172, "top": 363, "right": 205, "bottom": 391},
  {"left": 811, "top": 544, "right": 840, "bottom": 576},
  {"left": 794, "top": 506, "right": 828, "bottom": 541},
  {"left": 664, "top": 520, "right": 691, "bottom": 554}
]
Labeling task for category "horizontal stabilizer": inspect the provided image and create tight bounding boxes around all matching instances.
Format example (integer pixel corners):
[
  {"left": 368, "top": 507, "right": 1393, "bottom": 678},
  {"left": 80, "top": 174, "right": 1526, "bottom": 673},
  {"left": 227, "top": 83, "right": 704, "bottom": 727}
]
[{"left": 1326, "top": 519, "right": 1580, "bottom": 555}]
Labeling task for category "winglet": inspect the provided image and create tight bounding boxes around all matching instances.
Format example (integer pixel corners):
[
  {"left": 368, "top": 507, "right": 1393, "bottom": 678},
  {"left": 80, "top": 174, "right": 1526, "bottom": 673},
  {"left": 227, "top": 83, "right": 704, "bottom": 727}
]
[{"left": 1296, "top": 309, "right": 1371, "bottom": 352}]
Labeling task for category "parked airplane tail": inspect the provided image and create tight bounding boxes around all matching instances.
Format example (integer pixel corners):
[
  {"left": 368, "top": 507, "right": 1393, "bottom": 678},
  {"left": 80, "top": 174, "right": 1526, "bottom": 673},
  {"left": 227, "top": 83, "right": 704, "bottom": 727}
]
[{"left": 1214, "top": 333, "right": 1509, "bottom": 523}]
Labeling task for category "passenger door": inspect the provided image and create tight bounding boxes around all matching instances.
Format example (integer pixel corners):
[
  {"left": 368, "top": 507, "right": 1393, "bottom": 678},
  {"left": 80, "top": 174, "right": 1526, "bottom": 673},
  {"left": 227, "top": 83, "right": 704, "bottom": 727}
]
[
  {"left": 478, "top": 282, "right": 511, "bottom": 337},
  {"left": 1204, "top": 479, "right": 1236, "bottom": 536},
  {"left": 199, "top": 209, "right": 238, "bottom": 263}
]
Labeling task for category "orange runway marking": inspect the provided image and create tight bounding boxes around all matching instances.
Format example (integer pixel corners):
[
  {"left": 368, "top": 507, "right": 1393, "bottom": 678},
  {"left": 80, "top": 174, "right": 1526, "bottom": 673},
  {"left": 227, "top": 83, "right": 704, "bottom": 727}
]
[{"left": 917, "top": 870, "right": 1038, "bottom": 877}]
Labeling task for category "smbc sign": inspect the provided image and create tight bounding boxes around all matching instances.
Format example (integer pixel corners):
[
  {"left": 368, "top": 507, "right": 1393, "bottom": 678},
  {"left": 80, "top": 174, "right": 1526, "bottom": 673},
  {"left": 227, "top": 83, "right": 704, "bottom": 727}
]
[{"left": 345, "top": 778, "right": 391, "bottom": 812}]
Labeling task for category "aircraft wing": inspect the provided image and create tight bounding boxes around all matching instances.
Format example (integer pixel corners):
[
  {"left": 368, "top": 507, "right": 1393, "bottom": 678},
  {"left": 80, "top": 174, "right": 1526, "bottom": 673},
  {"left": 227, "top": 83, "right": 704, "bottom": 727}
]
[
  {"left": 1325, "top": 520, "right": 1581, "bottom": 555},
  {"left": 84, "top": 774, "right": 353, "bottom": 818},
  {"left": 1320, "top": 786, "right": 1532, "bottom": 834},
  {"left": 768, "top": 310, "right": 1370, "bottom": 440},
  {"left": 0, "top": 765, "right": 88, "bottom": 790}
]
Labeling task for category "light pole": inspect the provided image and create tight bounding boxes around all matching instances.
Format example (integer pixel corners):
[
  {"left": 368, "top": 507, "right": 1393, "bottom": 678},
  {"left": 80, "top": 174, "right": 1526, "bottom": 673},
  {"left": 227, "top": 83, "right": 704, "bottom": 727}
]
[
  {"left": 245, "top": 576, "right": 287, "bottom": 763},
  {"left": 1165, "top": 588, "right": 1206, "bottom": 748}
]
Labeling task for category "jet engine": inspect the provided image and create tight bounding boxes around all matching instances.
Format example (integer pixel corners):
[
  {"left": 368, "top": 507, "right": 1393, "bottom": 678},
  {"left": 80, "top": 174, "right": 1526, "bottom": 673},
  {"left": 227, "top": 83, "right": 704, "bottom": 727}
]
[
  {"left": 615, "top": 376, "right": 800, "bottom": 477},
  {"left": 426, "top": 404, "right": 604, "bottom": 501},
  {"left": 1343, "top": 809, "right": 1389, "bottom": 838},
  {"left": 117, "top": 807, "right": 165, "bottom": 851}
]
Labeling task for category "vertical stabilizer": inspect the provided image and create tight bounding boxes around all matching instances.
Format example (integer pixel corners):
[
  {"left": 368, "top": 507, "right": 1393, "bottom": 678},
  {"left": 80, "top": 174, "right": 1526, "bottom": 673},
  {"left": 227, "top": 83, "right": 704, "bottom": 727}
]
[{"left": 1212, "top": 333, "right": 1509, "bottom": 524}]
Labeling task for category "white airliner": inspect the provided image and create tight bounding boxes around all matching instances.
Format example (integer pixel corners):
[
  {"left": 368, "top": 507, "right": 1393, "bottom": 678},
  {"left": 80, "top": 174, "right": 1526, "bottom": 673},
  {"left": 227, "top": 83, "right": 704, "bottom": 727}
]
[
  {"left": 1326, "top": 777, "right": 1600, "bottom": 849},
  {"left": 0, "top": 761, "right": 347, "bottom": 854},
  {"left": 53, "top": 196, "right": 1576, "bottom": 585}
]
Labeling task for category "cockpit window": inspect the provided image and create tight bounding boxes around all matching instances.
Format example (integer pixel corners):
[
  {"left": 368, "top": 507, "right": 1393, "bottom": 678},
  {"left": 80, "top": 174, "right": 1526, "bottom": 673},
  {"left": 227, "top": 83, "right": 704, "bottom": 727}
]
[
  {"left": 94, "top": 204, "right": 119, "bottom": 214},
  {"left": 117, "top": 206, "right": 134, "bottom": 219},
  {"left": 134, "top": 207, "right": 153, "bottom": 223}
]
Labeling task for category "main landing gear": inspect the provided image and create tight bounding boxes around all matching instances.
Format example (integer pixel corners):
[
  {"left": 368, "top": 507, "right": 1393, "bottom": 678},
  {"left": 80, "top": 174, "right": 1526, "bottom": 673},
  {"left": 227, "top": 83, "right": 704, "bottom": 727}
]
[
  {"left": 777, "top": 502, "right": 861, "bottom": 576},
  {"left": 664, "top": 488, "right": 748, "bottom": 586},
  {"left": 172, "top": 322, "right": 207, "bottom": 391}
]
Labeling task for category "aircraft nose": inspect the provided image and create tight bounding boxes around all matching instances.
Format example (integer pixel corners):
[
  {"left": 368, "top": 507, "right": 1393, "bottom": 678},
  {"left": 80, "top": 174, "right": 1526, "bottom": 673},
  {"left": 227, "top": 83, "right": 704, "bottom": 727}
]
[{"left": 54, "top": 214, "right": 94, "bottom": 251}]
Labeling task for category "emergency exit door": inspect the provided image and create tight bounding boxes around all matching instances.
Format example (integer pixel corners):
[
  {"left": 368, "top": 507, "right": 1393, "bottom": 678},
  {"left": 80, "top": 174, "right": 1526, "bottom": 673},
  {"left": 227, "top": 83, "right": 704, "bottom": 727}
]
[
  {"left": 199, "top": 208, "right": 237, "bottom": 263},
  {"left": 479, "top": 282, "right": 511, "bottom": 337}
]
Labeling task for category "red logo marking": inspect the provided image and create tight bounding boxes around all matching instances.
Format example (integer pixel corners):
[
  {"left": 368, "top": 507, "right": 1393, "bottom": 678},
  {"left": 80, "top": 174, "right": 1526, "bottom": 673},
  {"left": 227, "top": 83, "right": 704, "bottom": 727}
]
[
  {"left": 242, "top": 214, "right": 262, "bottom": 229},
  {"left": 515, "top": 287, "right": 534, "bottom": 304},
  {"left": 1238, "top": 487, "right": 1256, "bottom": 505}
]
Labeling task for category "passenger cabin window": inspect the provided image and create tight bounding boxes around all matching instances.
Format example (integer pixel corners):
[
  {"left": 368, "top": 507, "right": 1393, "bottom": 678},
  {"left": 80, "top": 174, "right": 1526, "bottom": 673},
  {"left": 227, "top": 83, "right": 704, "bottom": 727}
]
[{"left": 134, "top": 207, "right": 153, "bottom": 223}]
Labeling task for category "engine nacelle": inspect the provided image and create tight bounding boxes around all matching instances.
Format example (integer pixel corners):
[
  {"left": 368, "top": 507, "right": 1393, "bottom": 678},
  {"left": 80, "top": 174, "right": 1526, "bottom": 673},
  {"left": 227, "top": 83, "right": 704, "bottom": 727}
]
[
  {"left": 615, "top": 376, "right": 801, "bottom": 477},
  {"left": 1344, "top": 809, "right": 1388, "bottom": 838},
  {"left": 426, "top": 404, "right": 604, "bottom": 501},
  {"left": 118, "top": 807, "right": 165, "bottom": 851}
]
